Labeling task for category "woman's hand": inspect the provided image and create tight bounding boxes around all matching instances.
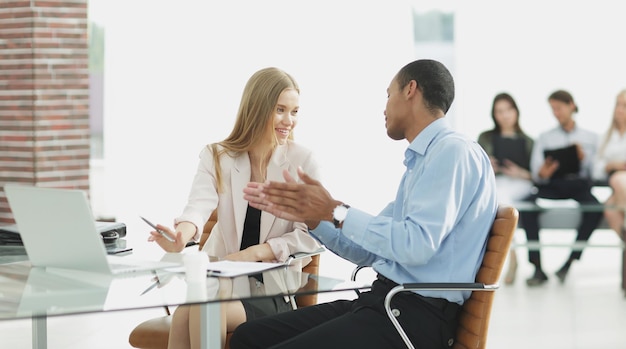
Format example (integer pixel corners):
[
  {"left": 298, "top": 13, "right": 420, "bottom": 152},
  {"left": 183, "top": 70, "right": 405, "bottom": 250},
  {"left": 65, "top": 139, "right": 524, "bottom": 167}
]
[
  {"left": 500, "top": 159, "right": 531, "bottom": 179},
  {"left": 148, "top": 224, "right": 187, "bottom": 252},
  {"left": 606, "top": 161, "right": 626, "bottom": 174},
  {"left": 223, "top": 243, "right": 275, "bottom": 262},
  {"left": 489, "top": 156, "right": 501, "bottom": 174}
]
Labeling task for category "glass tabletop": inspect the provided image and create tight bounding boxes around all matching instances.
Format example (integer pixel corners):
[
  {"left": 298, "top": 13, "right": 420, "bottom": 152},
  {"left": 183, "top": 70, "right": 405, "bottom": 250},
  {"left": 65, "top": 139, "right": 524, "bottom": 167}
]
[{"left": 0, "top": 256, "right": 370, "bottom": 321}]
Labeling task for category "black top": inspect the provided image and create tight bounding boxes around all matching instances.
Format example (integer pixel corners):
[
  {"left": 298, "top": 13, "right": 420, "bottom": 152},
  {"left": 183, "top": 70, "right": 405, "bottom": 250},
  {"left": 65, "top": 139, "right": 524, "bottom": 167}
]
[
  {"left": 241, "top": 204, "right": 263, "bottom": 283},
  {"left": 241, "top": 204, "right": 261, "bottom": 251}
]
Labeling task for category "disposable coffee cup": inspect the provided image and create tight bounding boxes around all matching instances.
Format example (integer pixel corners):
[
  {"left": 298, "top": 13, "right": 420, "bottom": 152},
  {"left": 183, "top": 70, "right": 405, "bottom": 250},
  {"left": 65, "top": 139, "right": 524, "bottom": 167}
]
[{"left": 183, "top": 251, "right": 210, "bottom": 283}]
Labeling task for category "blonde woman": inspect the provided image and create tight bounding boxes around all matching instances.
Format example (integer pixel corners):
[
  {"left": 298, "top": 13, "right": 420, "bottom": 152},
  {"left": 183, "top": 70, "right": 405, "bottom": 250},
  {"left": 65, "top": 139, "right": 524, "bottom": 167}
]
[
  {"left": 593, "top": 89, "right": 626, "bottom": 238},
  {"left": 147, "top": 67, "right": 321, "bottom": 349}
]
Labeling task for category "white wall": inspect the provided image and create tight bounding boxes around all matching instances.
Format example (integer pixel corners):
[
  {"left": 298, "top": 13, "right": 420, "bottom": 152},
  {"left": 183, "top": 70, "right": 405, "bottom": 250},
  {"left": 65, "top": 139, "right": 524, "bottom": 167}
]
[
  {"left": 453, "top": 0, "right": 626, "bottom": 141},
  {"left": 94, "top": 1, "right": 415, "bottom": 231},
  {"left": 91, "top": 0, "right": 626, "bottom": 242}
]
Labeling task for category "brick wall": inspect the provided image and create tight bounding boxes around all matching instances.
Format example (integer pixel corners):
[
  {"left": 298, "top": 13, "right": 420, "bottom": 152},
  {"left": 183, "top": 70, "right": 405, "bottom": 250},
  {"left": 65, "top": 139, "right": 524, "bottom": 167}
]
[{"left": 0, "top": 0, "right": 89, "bottom": 224}]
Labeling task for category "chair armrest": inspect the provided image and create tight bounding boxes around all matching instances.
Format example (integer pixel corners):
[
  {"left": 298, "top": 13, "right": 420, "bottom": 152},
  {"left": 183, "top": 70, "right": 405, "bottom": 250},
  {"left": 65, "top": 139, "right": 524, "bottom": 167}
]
[
  {"left": 398, "top": 282, "right": 498, "bottom": 291},
  {"left": 285, "top": 247, "right": 326, "bottom": 265},
  {"left": 384, "top": 283, "right": 498, "bottom": 349},
  {"left": 350, "top": 265, "right": 370, "bottom": 281},
  {"left": 283, "top": 247, "right": 325, "bottom": 310}
]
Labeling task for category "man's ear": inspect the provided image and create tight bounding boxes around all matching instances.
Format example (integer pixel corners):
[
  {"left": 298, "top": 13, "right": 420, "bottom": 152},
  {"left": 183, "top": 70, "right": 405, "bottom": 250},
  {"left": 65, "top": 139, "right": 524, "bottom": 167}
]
[{"left": 405, "top": 80, "right": 418, "bottom": 98}]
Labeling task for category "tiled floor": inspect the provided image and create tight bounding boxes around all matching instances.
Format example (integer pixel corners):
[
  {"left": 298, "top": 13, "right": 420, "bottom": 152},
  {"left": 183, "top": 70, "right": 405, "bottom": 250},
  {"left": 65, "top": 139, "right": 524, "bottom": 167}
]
[
  {"left": 1, "top": 228, "right": 625, "bottom": 348},
  {"left": 488, "top": 229, "right": 626, "bottom": 349}
]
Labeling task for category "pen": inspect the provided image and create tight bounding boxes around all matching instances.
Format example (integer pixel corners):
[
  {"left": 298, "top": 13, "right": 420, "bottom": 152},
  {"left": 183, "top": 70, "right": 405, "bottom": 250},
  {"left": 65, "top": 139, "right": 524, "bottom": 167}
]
[
  {"left": 206, "top": 270, "right": 222, "bottom": 276},
  {"left": 140, "top": 274, "right": 161, "bottom": 295},
  {"left": 140, "top": 216, "right": 176, "bottom": 243}
]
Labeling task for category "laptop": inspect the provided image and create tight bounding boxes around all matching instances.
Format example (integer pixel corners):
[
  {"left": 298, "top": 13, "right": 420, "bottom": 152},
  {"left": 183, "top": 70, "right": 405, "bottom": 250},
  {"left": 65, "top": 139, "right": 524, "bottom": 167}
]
[{"left": 3, "top": 184, "right": 179, "bottom": 275}]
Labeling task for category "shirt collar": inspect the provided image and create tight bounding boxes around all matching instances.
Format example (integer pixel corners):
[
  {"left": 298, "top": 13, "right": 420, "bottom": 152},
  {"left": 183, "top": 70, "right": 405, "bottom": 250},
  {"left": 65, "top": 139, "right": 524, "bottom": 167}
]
[
  {"left": 404, "top": 118, "right": 450, "bottom": 165},
  {"left": 558, "top": 121, "right": 578, "bottom": 134}
]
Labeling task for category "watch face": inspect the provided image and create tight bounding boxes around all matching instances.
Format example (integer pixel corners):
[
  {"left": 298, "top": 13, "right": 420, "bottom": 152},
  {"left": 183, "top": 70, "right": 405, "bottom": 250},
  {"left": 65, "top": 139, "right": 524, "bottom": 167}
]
[{"left": 333, "top": 205, "right": 349, "bottom": 221}]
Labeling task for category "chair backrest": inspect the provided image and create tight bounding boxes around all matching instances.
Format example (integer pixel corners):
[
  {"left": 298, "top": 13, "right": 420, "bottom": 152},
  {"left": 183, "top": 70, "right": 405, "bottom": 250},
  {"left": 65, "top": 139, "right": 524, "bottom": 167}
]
[
  {"left": 200, "top": 210, "right": 219, "bottom": 249},
  {"left": 453, "top": 205, "right": 518, "bottom": 349}
]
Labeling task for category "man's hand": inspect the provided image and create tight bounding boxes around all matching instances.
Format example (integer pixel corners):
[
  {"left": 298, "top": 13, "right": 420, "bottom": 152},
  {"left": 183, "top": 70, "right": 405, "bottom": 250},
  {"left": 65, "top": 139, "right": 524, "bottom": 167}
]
[
  {"left": 243, "top": 167, "right": 339, "bottom": 229},
  {"left": 574, "top": 143, "right": 585, "bottom": 161},
  {"left": 538, "top": 157, "right": 560, "bottom": 179}
]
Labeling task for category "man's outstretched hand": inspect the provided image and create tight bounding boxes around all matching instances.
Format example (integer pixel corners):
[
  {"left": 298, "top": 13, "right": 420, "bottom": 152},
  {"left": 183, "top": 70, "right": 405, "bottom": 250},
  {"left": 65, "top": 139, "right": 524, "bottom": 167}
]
[{"left": 243, "top": 167, "right": 340, "bottom": 229}]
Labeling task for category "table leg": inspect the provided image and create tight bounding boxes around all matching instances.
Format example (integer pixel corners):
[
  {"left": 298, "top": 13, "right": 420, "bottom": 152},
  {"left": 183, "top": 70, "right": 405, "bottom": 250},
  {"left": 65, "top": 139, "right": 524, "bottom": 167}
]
[
  {"left": 32, "top": 316, "right": 47, "bottom": 349},
  {"left": 200, "top": 302, "right": 221, "bottom": 349},
  {"left": 622, "top": 248, "right": 626, "bottom": 292}
]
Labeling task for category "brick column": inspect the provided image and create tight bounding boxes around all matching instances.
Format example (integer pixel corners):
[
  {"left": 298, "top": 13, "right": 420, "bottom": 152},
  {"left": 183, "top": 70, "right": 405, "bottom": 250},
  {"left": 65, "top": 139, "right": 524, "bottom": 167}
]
[{"left": 0, "top": 0, "right": 89, "bottom": 224}]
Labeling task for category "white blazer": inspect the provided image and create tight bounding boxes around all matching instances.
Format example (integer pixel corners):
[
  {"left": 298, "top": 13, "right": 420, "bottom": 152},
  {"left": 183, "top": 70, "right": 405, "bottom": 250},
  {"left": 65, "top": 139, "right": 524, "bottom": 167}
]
[{"left": 175, "top": 140, "right": 321, "bottom": 263}]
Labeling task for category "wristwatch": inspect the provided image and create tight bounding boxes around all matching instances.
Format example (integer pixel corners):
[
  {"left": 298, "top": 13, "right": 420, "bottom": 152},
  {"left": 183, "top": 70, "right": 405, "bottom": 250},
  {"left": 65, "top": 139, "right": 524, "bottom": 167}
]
[{"left": 332, "top": 203, "right": 350, "bottom": 228}]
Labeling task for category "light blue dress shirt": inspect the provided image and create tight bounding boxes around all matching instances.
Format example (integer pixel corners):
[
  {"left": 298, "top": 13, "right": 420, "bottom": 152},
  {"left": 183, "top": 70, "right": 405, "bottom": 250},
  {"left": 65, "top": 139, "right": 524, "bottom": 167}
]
[{"left": 310, "top": 118, "right": 497, "bottom": 304}]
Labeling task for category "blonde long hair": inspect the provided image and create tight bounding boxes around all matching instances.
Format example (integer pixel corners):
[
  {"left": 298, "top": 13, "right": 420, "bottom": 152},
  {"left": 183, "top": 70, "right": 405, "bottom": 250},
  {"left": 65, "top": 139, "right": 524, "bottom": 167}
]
[
  {"left": 211, "top": 67, "right": 299, "bottom": 191},
  {"left": 598, "top": 89, "right": 626, "bottom": 157}
]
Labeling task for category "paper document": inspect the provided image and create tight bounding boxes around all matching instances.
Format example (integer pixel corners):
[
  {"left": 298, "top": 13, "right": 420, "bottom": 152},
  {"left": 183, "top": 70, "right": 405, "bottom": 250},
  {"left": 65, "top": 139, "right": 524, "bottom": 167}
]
[
  {"left": 166, "top": 260, "right": 285, "bottom": 278},
  {"left": 205, "top": 260, "right": 285, "bottom": 277}
]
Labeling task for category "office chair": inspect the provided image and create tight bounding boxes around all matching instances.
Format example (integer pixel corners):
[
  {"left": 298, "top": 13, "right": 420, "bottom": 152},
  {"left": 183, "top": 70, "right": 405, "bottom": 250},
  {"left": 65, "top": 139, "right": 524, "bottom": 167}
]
[
  {"left": 128, "top": 211, "right": 322, "bottom": 349},
  {"left": 351, "top": 205, "right": 518, "bottom": 349}
]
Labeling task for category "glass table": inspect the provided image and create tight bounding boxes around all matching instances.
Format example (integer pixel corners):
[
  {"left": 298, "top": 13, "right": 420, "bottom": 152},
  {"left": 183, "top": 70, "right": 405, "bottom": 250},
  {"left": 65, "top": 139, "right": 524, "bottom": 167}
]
[{"left": 0, "top": 249, "right": 370, "bottom": 349}]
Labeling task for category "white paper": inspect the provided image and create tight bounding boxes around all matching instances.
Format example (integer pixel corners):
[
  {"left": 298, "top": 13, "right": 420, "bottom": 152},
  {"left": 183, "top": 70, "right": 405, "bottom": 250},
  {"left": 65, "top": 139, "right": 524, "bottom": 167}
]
[{"left": 166, "top": 260, "right": 284, "bottom": 278}]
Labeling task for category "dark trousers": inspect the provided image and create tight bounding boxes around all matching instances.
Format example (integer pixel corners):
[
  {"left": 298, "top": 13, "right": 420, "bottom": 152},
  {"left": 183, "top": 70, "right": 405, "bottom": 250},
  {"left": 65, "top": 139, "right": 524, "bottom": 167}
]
[
  {"left": 520, "top": 178, "right": 603, "bottom": 268},
  {"left": 230, "top": 276, "right": 460, "bottom": 349}
]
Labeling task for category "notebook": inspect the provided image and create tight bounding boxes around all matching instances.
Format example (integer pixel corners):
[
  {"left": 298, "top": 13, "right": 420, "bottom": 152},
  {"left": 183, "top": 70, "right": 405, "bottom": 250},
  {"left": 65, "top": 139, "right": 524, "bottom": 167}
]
[{"left": 3, "top": 184, "right": 179, "bottom": 275}]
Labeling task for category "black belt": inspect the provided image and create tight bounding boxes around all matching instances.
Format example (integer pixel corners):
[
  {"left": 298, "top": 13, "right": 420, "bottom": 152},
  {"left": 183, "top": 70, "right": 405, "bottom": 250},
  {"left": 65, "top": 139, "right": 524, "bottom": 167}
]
[{"left": 376, "top": 274, "right": 460, "bottom": 315}]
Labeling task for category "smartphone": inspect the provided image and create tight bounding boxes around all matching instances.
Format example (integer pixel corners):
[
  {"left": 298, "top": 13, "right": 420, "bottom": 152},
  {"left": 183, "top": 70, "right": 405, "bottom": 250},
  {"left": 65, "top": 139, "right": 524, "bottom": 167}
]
[
  {"left": 107, "top": 247, "right": 133, "bottom": 255},
  {"left": 140, "top": 216, "right": 176, "bottom": 242}
]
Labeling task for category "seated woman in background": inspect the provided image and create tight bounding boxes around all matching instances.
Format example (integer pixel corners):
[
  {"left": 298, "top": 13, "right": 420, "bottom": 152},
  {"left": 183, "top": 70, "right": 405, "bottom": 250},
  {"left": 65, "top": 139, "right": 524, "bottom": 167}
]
[
  {"left": 593, "top": 89, "right": 626, "bottom": 239},
  {"left": 478, "top": 92, "right": 534, "bottom": 284}
]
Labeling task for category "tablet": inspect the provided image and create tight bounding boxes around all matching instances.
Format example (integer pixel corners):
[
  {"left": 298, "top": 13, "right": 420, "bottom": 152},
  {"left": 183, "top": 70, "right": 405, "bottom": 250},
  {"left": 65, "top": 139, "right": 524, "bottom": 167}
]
[{"left": 543, "top": 144, "right": 580, "bottom": 179}]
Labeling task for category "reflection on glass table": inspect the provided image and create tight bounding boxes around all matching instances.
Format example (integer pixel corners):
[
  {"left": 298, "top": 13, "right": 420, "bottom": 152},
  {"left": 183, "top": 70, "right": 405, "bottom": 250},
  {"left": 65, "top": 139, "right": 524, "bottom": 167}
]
[{"left": 0, "top": 259, "right": 370, "bottom": 349}]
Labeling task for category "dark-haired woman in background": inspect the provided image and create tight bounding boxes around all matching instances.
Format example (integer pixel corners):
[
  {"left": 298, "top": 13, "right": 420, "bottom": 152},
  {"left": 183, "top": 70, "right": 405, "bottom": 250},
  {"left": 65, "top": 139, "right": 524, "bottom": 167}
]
[{"left": 478, "top": 92, "right": 534, "bottom": 284}]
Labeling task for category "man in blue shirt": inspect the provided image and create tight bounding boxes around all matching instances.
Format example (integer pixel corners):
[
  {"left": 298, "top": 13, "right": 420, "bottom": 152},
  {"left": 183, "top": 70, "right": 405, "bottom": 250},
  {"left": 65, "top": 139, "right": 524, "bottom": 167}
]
[{"left": 234, "top": 59, "right": 497, "bottom": 349}]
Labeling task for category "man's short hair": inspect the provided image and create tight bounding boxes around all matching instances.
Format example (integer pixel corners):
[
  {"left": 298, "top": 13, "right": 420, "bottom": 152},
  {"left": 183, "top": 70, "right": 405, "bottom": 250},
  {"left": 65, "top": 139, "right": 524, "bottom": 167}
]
[
  {"left": 548, "top": 89, "right": 578, "bottom": 113},
  {"left": 396, "top": 59, "right": 455, "bottom": 114}
]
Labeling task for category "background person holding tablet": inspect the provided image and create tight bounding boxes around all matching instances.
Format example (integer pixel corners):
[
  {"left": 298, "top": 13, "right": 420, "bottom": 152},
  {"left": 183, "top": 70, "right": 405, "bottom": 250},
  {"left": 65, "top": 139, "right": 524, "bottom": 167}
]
[{"left": 520, "top": 89, "right": 602, "bottom": 286}]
